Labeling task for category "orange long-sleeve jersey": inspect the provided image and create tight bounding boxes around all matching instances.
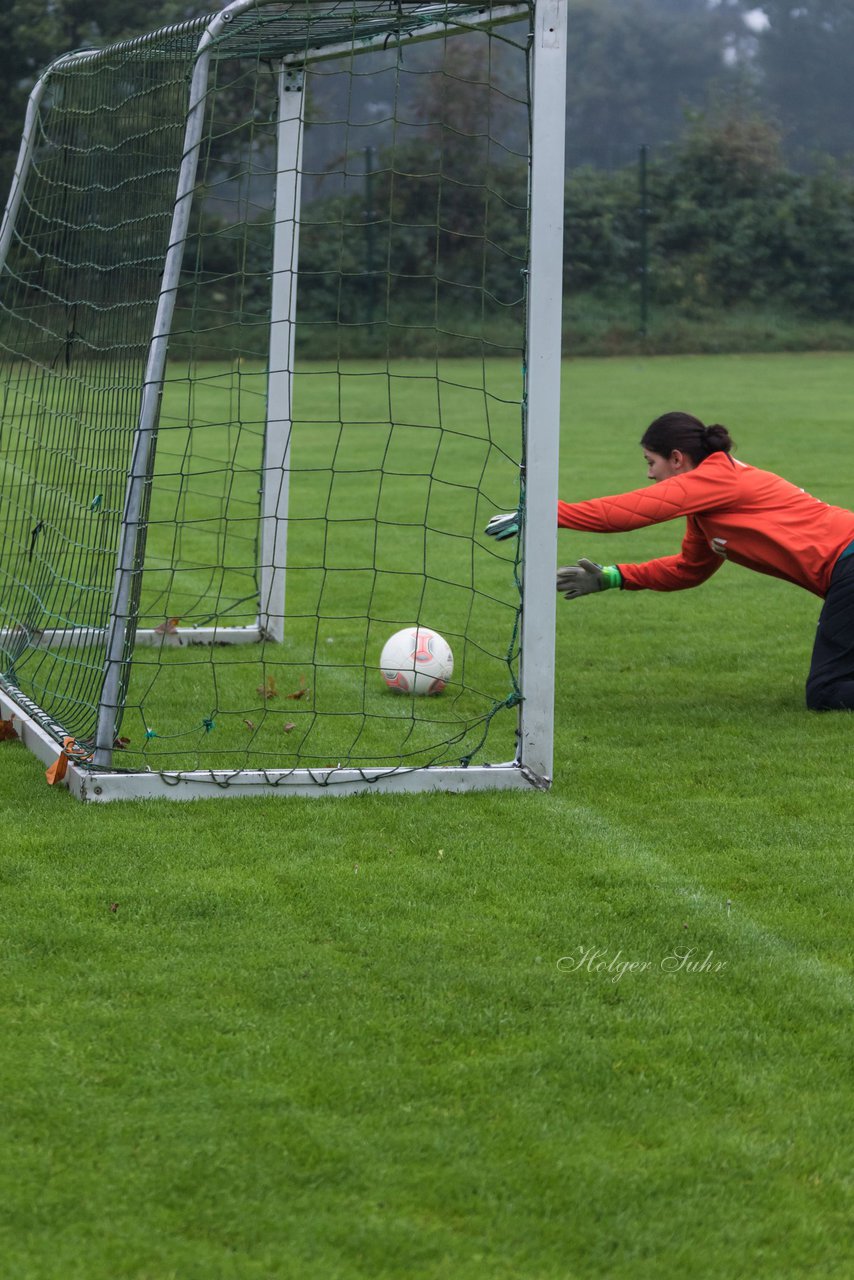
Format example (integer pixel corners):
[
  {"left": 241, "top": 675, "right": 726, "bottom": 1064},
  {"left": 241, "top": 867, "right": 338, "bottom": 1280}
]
[{"left": 556, "top": 451, "right": 854, "bottom": 598}]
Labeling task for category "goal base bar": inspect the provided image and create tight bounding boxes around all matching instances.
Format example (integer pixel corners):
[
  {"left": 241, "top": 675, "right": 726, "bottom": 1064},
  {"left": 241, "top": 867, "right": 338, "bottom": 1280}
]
[
  {"left": 0, "top": 686, "right": 549, "bottom": 801},
  {"left": 71, "top": 761, "right": 547, "bottom": 802},
  {"left": 0, "top": 625, "right": 264, "bottom": 649}
]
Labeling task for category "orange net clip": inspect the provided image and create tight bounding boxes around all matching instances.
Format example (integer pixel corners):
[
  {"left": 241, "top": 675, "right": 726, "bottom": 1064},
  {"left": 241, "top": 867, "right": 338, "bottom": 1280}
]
[{"left": 45, "top": 736, "right": 92, "bottom": 785}]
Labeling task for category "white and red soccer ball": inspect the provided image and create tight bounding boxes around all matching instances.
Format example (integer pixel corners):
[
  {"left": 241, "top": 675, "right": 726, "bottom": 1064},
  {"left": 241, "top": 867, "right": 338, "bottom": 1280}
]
[{"left": 380, "top": 626, "right": 453, "bottom": 695}]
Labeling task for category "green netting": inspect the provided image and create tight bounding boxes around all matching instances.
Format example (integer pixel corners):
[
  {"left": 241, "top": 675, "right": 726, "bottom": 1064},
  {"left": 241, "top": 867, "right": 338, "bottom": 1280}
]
[
  {"left": 52, "top": 2, "right": 520, "bottom": 67},
  {"left": 0, "top": 0, "right": 533, "bottom": 781}
]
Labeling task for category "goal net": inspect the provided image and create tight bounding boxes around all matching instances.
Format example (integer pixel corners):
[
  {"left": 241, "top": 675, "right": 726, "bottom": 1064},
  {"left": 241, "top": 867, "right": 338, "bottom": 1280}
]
[{"left": 0, "top": 0, "right": 566, "bottom": 800}]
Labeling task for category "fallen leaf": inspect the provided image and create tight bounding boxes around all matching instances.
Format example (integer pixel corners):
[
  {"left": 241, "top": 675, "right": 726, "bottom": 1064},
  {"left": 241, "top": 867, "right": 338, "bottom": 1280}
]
[
  {"left": 243, "top": 718, "right": 256, "bottom": 731},
  {"left": 257, "top": 676, "right": 278, "bottom": 701},
  {"left": 283, "top": 721, "right": 296, "bottom": 733},
  {"left": 0, "top": 717, "right": 17, "bottom": 741},
  {"left": 154, "top": 617, "right": 182, "bottom": 646},
  {"left": 113, "top": 736, "right": 130, "bottom": 750},
  {"left": 285, "top": 673, "right": 310, "bottom": 700},
  {"left": 109, "top": 902, "right": 119, "bottom": 912}
]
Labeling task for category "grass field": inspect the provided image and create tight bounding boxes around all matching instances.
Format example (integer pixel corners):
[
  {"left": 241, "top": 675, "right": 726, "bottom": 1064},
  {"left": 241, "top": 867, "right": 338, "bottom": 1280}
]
[{"left": 2, "top": 351, "right": 853, "bottom": 1279}]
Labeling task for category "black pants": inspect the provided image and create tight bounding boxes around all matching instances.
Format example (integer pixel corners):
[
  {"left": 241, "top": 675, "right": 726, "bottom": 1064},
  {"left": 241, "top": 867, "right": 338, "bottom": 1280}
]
[{"left": 806, "top": 552, "right": 854, "bottom": 710}]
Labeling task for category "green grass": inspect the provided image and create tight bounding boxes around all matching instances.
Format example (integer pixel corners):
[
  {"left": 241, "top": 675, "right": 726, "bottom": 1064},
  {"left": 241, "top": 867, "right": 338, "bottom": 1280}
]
[{"left": 1, "top": 351, "right": 853, "bottom": 1278}]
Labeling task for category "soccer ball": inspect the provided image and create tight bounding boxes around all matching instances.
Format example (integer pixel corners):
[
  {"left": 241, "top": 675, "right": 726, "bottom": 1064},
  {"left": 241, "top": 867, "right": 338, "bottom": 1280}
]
[{"left": 380, "top": 626, "right": 453, "bottom": 695}]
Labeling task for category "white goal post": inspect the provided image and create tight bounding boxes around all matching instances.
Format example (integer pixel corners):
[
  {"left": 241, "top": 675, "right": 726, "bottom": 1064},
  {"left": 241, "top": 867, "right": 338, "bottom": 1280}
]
[{"left": 0, "top": 0, "right": 567, "bottom": 800}]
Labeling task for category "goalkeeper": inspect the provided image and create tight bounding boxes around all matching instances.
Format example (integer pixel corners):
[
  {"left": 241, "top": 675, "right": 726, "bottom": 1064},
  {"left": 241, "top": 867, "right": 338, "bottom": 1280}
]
[{"left": 486, "top": 411, "right": 854, "bottom": 711}]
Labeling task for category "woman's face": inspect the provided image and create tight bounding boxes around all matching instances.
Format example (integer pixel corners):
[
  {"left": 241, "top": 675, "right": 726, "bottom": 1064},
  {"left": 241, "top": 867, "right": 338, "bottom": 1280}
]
[{"left": 642, "top": 448, "right": 695, "bottom": 483}]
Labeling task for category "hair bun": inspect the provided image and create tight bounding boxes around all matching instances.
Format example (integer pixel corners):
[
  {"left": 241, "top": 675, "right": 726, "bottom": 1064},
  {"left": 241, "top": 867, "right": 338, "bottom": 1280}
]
[{"left": 704, "top": 423, "right": 734, "bottom": 452}]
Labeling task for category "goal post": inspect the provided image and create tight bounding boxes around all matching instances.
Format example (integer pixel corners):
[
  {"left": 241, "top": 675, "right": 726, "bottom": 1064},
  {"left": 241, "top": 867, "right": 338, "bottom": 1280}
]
[
  {"left": 0, "top": 0, "right": 567, "bottom": 801},
  {"left": 260, "top": 63, "right": 306, "bottom": 646}
]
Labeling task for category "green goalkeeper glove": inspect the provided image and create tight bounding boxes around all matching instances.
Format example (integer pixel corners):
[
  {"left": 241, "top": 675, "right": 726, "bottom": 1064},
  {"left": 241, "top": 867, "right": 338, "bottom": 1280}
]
[
  {"left": 556, "top": 558, "right": 622, "bottom": 598},
  {"left": 485, "top": 511, "right": 520, "bottom": 541}
]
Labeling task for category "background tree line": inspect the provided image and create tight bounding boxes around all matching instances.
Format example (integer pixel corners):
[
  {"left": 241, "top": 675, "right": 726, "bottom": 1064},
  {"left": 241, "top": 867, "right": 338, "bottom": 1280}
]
[
  {"left": 4, "top": 0, "right": 854, "bottom": 189},
  {"left": 184, "top": 101, "right": 854, "bottom": 360},
  {"left": 566, "top": 110, "right": 854, "bottom": 319},
  {"left": 563, "top": 0, "right": 854, "bottom": 172},
  {"left": 3, "top": 0, "right": 854, "bottom": 355}
]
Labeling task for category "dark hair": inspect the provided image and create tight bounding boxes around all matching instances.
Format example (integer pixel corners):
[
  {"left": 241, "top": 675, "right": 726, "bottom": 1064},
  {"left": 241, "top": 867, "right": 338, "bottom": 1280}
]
[{"left": 640, "top": 412, "right": 734, "bottom": 465}]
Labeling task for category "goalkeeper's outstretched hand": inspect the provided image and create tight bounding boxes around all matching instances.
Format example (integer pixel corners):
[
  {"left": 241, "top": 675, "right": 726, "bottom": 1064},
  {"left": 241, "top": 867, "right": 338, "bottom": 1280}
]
[
  {"left": 484, "top": 511, "right": 520, "bottom": 541},
  {"left": 557, "top": 558, "right": 622, "bottom": 598}
]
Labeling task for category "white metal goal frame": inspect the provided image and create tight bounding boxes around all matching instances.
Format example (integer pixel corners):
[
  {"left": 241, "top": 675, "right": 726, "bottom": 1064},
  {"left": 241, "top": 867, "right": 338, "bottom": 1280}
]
[{"left": 0, "top": 0, "right": 567, "bottom": 801}]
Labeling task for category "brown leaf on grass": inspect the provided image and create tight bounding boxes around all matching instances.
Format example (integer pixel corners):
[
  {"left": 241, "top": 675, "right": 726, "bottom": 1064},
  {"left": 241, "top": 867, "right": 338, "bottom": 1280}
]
[
  {"left": 283, "top": 721, "right": 296, "bottom": 733},
  {"left": 113, "top": 736, "right": 131, "bottom": 750},
  {"left": 257, "top": 676, "right": 278, "bottom": 701},
  {"left": 243, "top": 718, "right": 256, "bottom": 731},
  {"left": 0, "top": 717, "right": 18, "bottom": 741},
  {"left": 285, "top": 674, "right": 310, "bottom": 700},
  {"left": 109, "top": 902, "right": 119, "bottom": 912}
]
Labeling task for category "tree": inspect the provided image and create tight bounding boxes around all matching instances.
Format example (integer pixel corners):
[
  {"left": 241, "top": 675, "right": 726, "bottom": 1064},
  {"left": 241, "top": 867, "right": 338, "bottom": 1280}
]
[
  {"left": 0, "top": 2, "right": 208, "bottom": 200},
  {"left": 652, "top": 110, "right": 792, "bottom": 307},
  {"left": 749, "top": 1, "right": 854, "bottom": 162},
  {"left": 564, "top": 0, "right": 747, "bottom": 169},
  {"left": 0, "top": 1, "right": 62, "bottom": 200}
]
